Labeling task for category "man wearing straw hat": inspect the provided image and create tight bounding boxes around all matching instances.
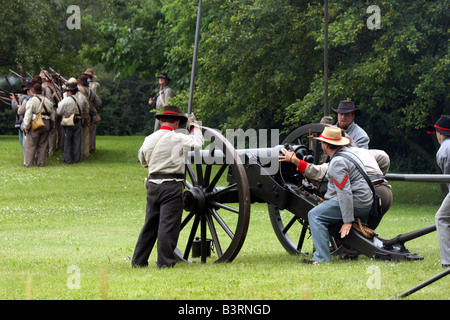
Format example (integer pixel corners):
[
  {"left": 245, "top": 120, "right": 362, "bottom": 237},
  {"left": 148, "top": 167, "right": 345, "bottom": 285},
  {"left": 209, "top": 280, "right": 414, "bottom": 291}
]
[
  {"left": 281, "top": 126, "right": 373, "bottom": 264},
  {"left": 132, "top": 105, "right": 203, "bottom": 269}
]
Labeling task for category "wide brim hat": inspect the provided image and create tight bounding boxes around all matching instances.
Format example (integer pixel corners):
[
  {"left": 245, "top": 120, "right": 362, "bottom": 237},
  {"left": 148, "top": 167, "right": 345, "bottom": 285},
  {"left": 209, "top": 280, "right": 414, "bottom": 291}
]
[
  {"left": 66, "top": 83, "right": 78, "bottom": 91},
  {"left": 84, "top": 69, "right": 96, "bottom": 77},
  {"left": 426, "top": 115, "right": 450, "bottom": 136},
  {"left": 77, "top": 74, "right": 89, "bottom": 86},
  {"left": 332, "top": 100, "right": 361, "bottom": 116},
  {"left": 156, "top": 73, "right": 171, "bottom": 81},
  {"left": 314, "top": 126, "right": 350, "bottom": 146},
  {"left": 155, "top": 105, "right": 187, "bottom": 125}
]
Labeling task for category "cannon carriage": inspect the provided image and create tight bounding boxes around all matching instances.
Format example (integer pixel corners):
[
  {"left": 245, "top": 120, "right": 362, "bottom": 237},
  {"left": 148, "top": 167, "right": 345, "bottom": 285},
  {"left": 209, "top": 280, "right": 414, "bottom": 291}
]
[{"left": 175, "top": 123, "right": 438, "bottom": 264}]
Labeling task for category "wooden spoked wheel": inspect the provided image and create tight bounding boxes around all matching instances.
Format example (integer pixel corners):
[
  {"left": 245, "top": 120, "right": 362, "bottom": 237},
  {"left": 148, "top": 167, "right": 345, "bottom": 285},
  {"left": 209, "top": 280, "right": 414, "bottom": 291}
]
[
  {"left": 268, "top": 123, "right": 330, "bottom": 255},
  {"left": 175, "top": 126, "right": 251, "bottom": 263}
]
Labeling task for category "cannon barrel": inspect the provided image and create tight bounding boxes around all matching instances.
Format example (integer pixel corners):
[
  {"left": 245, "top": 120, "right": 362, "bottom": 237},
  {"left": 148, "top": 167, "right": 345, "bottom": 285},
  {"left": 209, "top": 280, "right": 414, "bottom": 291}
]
[
  {"left": 385, "top": 173, "right": 450, "bottom": 183},
  {"left": 188, "top": 145, "right": 284, "bottom": 165}
]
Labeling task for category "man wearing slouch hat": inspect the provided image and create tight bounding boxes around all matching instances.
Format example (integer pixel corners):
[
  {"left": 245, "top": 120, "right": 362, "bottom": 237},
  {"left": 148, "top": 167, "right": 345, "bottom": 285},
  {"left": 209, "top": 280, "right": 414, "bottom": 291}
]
[
  {"left": 330, "top": 100, "right": 370, "bottom": 149},
  {"left": 132, "top": 105, "right": 203, "bottom": 268}
]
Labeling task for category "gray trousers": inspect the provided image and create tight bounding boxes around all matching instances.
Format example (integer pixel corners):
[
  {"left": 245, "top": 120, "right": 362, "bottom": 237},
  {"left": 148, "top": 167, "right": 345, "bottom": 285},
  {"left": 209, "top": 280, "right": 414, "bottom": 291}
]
[
  {"left": 436, "top": 192, "right": 450, "bottom": 265},
  {"left": 62, "top": 121, "right": 82, "bottom": 164},
  {"left": 132, "top": 181, "right": 184, "bottom": 268},
  {"left": 24, "top": 119, "right": 51, "bottom": 167}
]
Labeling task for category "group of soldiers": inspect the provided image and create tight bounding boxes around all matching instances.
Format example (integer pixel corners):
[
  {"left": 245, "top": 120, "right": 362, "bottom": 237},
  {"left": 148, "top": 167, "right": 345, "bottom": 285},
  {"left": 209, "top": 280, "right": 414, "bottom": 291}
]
[{"left": 10, "top": 69, "right": 102, "bottom": 166}]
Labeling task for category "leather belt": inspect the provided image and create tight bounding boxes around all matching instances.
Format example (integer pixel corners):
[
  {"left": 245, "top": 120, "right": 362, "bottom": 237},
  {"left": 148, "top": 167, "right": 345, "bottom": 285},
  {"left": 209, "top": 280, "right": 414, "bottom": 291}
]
[
  {"left": 149, "top": 174, "right": 185, "bottom": 180},
  {"left": 372, "top": 179, "right": 388, "bottom": 186}
]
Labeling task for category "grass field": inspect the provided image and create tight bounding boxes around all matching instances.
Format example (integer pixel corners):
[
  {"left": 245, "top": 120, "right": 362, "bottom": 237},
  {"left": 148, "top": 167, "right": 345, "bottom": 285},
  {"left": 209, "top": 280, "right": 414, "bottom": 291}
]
[{"left": 0, "top": 135, "right": 448, "bottom": 301}]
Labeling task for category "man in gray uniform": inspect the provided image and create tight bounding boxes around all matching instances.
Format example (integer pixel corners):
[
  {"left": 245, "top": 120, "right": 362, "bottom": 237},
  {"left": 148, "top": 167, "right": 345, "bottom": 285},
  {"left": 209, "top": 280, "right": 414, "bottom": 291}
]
[
  {"left": 427, "top": 116, "right": 450, "bottom": 268},
  {"left": 149, "top": 73, "right": 175, "bottom": 132},
  {"left": 57, "top": 83, "right": 84, "bottom": 164},
  {"left": 294, "top": 127, "right": 372, "bottom": 264},
  {"left": 332, "top": 100, "right": 370, "bottom": 149},
  {"left": 132, "top": 105, "right": 203, "bottom": 268}
]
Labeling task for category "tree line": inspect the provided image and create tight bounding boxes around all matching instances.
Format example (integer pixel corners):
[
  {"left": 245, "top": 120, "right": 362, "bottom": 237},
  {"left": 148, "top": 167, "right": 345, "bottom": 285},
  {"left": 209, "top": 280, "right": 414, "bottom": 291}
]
[{"left": 0, "top": 0, "right": 448, "bottom": 173}]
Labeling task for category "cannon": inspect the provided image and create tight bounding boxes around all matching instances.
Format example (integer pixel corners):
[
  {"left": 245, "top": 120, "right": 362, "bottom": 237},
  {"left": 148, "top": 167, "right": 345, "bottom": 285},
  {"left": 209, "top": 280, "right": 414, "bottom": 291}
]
[{"left": 174, "top": 123, "right": 444, "bottom": 264}]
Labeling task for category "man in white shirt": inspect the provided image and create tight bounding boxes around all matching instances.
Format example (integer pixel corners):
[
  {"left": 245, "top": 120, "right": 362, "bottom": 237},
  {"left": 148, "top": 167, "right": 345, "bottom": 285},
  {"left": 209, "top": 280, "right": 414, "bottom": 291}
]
[{"left": 132, "top": 105, "right": 203, "bottom": 268}]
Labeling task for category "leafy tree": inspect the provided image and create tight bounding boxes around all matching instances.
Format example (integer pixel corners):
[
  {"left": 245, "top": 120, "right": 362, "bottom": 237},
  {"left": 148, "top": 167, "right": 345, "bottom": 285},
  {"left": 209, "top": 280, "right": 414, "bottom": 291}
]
[{"left": 284, "top": 0, "right": 449, "bottom": 172}]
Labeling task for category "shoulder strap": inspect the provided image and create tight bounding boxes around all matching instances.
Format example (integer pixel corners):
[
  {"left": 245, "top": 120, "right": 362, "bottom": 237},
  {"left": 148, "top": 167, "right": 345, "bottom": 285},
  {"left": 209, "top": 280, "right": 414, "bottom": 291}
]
[
  {"left": 34, "top": 95, "right": 48, "bottom": 114},
  {"left": 69, "top": 95, "right": 81, "bottom": 115},
  {"left": 336, "top": 151, "right": 376, "bottom": 195}
]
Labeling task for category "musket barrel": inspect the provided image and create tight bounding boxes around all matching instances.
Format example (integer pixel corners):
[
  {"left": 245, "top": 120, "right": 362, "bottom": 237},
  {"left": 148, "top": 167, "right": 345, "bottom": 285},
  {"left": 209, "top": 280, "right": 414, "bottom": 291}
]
[{"left": 385, "top": 173, "right": 450, "bottom": 183}]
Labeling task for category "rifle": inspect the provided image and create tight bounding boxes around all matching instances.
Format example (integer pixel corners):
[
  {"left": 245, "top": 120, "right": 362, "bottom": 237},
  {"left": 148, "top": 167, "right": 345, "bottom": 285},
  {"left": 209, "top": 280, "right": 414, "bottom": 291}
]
[
  {"left": 40, "top": 67, "right": 62, "bottom": 101},
  {"left": 19, "top": 64, "right": 26, "bottom": 86},
  {"left": 0, "top": 92, "right": 12, "bottom": 106},
  {"left": 4, "top": 76, "right": 19, "bottom": 105},
  {"left": 49, "top": 67, "right": 68, "bottom": 83}
]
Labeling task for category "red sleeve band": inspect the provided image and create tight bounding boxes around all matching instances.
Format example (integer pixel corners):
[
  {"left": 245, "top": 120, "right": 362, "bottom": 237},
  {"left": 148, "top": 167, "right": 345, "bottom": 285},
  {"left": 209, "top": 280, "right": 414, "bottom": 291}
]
[{"left": 297, "top": 160, "right": 308, "bottom": 174}]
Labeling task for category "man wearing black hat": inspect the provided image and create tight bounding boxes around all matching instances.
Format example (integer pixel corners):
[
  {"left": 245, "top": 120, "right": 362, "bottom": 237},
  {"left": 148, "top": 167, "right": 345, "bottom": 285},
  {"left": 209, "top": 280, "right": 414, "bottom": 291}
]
[
  {"left": 148, "top": 73, "right": 175, "bottom": 132},
  {"left": 132, "top": 105, "right": 203, "bottom": 268},
  {"left": 332, "top": 100, "right": 370, "bottom": 149},
  {"left": 427, "top": 116, "right": 450, "bottom": 268},
  {"left": 56, "top": 83, "right": 84, "bottom": 164}
]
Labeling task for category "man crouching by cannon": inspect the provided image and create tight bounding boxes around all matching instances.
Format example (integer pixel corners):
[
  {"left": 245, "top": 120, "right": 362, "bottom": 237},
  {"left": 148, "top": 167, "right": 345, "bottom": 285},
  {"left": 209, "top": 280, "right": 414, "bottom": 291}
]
[{"left": 280, "top": 126, "right": 373, "bottom": 264}]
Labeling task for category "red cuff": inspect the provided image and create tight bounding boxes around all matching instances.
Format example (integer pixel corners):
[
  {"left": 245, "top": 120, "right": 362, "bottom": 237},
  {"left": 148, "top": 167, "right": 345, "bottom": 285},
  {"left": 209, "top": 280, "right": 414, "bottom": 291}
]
[{"left": 297, "top": 160, "right": 308, "bottom": 174}]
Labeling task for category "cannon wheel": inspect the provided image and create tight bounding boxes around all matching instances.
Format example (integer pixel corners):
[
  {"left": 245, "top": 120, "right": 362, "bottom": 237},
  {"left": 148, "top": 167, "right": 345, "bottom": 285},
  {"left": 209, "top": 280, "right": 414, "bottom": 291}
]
[
  {"left": 175, "top": 126, "right": 251, "bottom": 263},
  {"left": 268, "top": 123, "right": 331, "bottom": 255}
]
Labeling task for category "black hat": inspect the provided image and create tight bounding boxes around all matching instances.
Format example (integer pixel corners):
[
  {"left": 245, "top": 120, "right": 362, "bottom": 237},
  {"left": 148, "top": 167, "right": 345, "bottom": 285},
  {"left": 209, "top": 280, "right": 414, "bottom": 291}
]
[
  {"left": 332, "top": 100, "right": 361, "bottom": 116},
  {"left": 156, "top": 73, "right": 171, "bottom": 81},
  {"left": 155, "top": 105, "right": 187, "bottom": 125},
  {"left": 24, "top": 81, "right": 34, "bottom": 90},
  {"left": 426, "top": 115, "right": 450, "bottom": 136}
]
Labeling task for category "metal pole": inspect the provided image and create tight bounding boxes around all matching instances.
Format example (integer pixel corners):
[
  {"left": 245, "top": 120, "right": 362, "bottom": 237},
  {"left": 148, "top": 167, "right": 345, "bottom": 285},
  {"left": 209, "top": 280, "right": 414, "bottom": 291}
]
[
  {"left": 324, "top": 0, "right": 329, "bottom": 116},
  {"left": 390, "top": 268, "right": 450, "bottom": 299},
  {"left": 385, "top": 173, "right": 450, "bottom": 183},
  {"left": 188, "top": 0, "right": 203, "bottom": 115}
]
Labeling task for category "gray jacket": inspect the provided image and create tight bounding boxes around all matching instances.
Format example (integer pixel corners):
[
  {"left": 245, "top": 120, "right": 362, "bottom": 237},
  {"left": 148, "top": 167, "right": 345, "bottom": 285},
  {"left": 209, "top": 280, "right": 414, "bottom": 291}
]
[
  {"left": 325, "top": 147, "right": 373, "bottom": 223},
  {"left": 437, "top": 136, "right": 450, "bottom": 191},
  {"left": 338, "top": 121, "right": 370, "bottom": 149}
]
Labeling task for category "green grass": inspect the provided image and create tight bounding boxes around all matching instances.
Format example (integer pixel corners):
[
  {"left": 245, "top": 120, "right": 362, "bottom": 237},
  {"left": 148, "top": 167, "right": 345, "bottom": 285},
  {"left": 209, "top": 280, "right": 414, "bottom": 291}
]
[{"left": 0, "top": 135, "right": 448, "bottom": 300}]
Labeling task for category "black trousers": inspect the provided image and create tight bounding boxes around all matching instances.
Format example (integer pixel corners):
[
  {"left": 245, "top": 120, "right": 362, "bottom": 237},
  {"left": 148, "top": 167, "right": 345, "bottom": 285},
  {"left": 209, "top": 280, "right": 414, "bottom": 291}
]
[{"left": 132, "top": 181, "right": 184, "bottom": 268}]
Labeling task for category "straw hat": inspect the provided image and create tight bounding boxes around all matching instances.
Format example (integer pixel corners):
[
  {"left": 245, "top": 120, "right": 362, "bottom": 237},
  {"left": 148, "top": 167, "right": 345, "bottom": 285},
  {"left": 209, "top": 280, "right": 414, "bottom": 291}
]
[{"left": 314, "top": 126, "right": 350, "bottom": 146}]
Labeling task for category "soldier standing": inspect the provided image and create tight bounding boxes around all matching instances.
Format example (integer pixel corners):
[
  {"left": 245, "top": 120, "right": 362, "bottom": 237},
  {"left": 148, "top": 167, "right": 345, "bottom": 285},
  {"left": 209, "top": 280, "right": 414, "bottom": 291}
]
[
  {"left": 78, "top": 74, "right": 102, "bottom": 154},
  {"left": 57, "top": 83, "right": 83, "bottom": 164},
  {"left": 22, "top": 79, "right": 55, "bottom": 167},
  {"left": 148, "top": 73, "right": 175, "bottom": 132},
  {"left": 83, "top": 69, "right": 100, "bottom": 94},
  {"left": 132, "top": 105, "right": 203, "bottom": 268},
  {"left": 427, "top": 116, "right": 450, "bottom": 268}
]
